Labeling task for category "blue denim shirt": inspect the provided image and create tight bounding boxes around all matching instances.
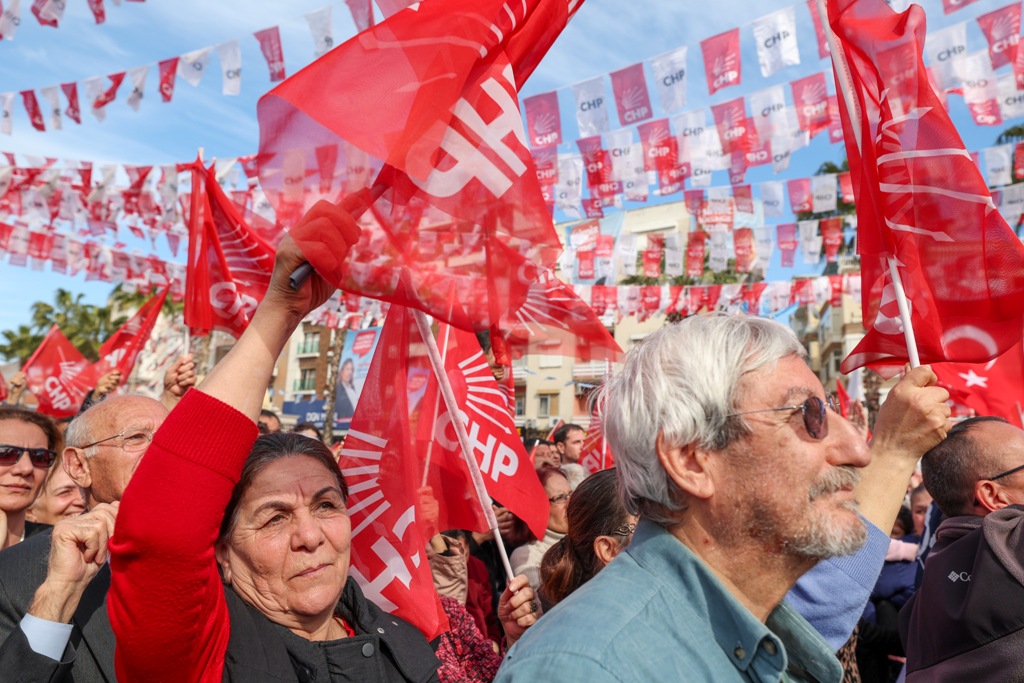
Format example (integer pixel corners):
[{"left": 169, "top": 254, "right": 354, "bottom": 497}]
[{"left": 495, "top": 519, "right": 842, "bottom": 683}]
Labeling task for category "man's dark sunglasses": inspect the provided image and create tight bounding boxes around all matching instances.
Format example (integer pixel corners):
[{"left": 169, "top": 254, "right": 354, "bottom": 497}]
[{"left": 727, "top": 394, "right": 839, "bottom": 441}]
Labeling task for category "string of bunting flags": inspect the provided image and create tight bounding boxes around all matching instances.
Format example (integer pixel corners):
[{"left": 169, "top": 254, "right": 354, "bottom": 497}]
[{"left": 0, "top": 0, "right": 148, "bottom": 40}]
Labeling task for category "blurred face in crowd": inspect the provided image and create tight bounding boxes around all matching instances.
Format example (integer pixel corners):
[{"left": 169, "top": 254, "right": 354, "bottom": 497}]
[
  {"left": 65, "top": 396, "right": 168, "bottom": 505},
  {"left": 910, "top": 489, "right": 932, "bottom": 536},
  {"left": 27, "top": 462, "right": 86, "bottom": 524},
  {"left": 558, "top": 428, "right": 585, "bottom": 465},
  {"left": 259, "top": 413, "right": 282, "bottom": 433},
  {"left": 217, "top": 455, "right": 351, "bottom": 634},
  {"left": 973, "top": 421, "right": 1024, "bottom": 509},
  {"left": 545, "top": 472, "right": 572, "bottom": 534},
  {"left": 533, "top": 442, "right": 559, "bottom": 470},
  {"left": 0, "top": 419, "right": 50, "bottom": 519}
]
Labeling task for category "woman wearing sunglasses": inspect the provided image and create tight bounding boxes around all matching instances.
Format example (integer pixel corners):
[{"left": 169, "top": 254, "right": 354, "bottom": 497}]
[{"left": 0, "top": 406, "right": 62, "bottom": 549}]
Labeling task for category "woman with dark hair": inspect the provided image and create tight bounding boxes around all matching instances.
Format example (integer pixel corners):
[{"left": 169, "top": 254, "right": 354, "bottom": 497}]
[
  {"left": 539, "top": 469, "right": 636, "bottom": 606},
  {"left": 0, "top": 406, "right": 63, "bottom": 548},
  {"left": 108, "top": 231, "right": 538, "bottom": 682},
  {"left": 292, "top": 421, "right": 323, "bottom": 441},
  {"left": 509, "top": 466, "right": 571, "bottom": 602}
]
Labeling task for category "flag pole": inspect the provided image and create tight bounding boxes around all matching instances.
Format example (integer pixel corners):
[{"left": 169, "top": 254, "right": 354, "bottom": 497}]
[
  {"left": 817, "top": 0, "right": 921, "bottom": 368},
  {"left": 412, "top": 308, "right": 516, "bottom": 583},
  {"left": 420, "top": 318, "right": 451, "bottom": 488}
]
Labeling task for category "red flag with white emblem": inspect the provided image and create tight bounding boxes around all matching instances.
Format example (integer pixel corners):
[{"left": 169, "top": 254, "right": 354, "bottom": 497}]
[
  {"left": 523, "top": 91, "right": 563, "bottom": 148},
  {"left": 827, "top": 0, "right": 1024, "bottom": 374},
  {"left": 791, "top": 72, "right": 830, "bottom": 137},
  {"left": 579, "top": 393, "right": 614, "bottom": 475},
  {"left": 61, "top": 83, "right": 81, "bottom": 124},
  {"left": 933, "top": 342, "right": 1024, "bottom": 427},
  {"left": 22, "top": 326, "right": 98, "bottom": 418},
  {"left": 338, "top": 306, "right": 449, "bottom": 640},
  {"left": 701, "top": 28, "right": 742, "bottom": 95},
  {"left": 977, "top": 2, "right": 1021, "bottom": 69},
  {"left": 157, "top": 58, "right": 178, "bottom": 103},
  {"left": 95, "top": 287, "right": 168, "bottom": 381},
  {"left": 254, "top": 26, "right": 287, "bottom": 82},
  {"left": 20, "top": 91, "right": 45, "bottom": 132},
  {"left": 257, "top": 0, "right": 581, "bottom": 333},
  {"left": 610, "top": 62, "right": 653, "bottom": 126},
  {"left": 183, "top": 160, "right": 275, "bottom": 337}
]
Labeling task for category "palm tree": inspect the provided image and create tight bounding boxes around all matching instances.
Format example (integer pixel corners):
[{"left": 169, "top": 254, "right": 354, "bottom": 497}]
[
  {"left": 0, "top": 325, "right": 44, "bottom": 364},
  {"left": 0, "top": 287, "right": 127, "bottom": 363}
]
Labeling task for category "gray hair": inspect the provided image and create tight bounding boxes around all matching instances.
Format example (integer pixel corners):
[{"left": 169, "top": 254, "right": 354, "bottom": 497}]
[
  {"left": 65, "top": 407, "right": 100, "bottom": 458},
  {"left": 599, "top": 313, "right": 805, "bottom": 525}
]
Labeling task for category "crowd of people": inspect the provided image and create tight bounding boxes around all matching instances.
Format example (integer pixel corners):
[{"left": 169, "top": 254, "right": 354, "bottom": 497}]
[{"left": 0, "top": 200, "right": 1020, "bottom": 682}]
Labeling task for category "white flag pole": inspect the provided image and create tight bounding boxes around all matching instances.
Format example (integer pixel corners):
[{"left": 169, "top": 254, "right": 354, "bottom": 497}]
[
  {"left": 817, "top": 0, "right": 920, "bottom": 368},
  {"left": 412, "top": 309, "right": 515, "bottom": 583}
]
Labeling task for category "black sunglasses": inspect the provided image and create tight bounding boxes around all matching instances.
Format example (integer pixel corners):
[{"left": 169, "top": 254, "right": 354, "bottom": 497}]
[
  {"left": 0, "top": 444, "right": 57, "bottom": 469},
  {"left": 728, "top": 394, "right": 838, "bottom": 441}
]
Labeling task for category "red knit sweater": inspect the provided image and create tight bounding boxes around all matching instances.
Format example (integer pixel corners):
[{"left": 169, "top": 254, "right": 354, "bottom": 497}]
[{"left": 108, "top": 390, "right": 259, "bottom": 683}]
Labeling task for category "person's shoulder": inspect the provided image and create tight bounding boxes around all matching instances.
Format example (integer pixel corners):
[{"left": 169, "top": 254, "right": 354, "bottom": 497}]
[{"left": 0, "top": 527, "right": 52, "bottom": 578}]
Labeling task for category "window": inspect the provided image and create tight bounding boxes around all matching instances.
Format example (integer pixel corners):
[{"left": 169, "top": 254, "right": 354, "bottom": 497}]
[
  {"left": 298, "top": 331, "right": 320, "bottom": 355},
  {"left": 515, "top": 388, "right": 526, "bottom": 417},
  {"left": 296, "top": 368, "right": 316, "bottom": 392},
  {"left": 538, "top": 393, "right": 559, "bottom": 419}
]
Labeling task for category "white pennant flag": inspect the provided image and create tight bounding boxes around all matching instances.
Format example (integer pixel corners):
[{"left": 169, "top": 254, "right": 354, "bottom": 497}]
[
  {"left": 924, "top": 22, "right": 968, "bottom": 91},
  {"left": 177, "top": 47, "right": 213, "bottom": 87},
  {"left": 672, "top": 108, "right": 707, "bottom": 164},
  {"left": 754, "top": 227, "right": 773, "bottom": 273},
  {"left": 799, "top": 220, "right": 822, "bottom": 264},
  {"left": 1000, "top": 182, "right": 1024, "bottom": 224},
  {"left": 986, "top": 144, "right": 1013, "bottom": 187},
  {"left": 811, "top": 175, "right": 837, "bottom": 214},
  {"left": 751, "top": 7, "right": 800, "bottom": 78},
  {"left": 998, "top": 73, "right": 1024, "bottom": 119},
  {"left": 555, "top": 154, "right": 583, "bottom": 217},
  {"left": 573, "top": 77, "right": 610, "bottom": 137},
  {"left": 760, "top": 181, "right": 785, "bottom": 218},
  {"left": 40, "top": 0, "right": 67, "bottom": 24},
  {"left": 748, "top": 85, "right": 787, "bottom": 142},
  {"left": 39, "top": 86, "right": 62, "bottom": 130},
  {"left": 125, "top": 65, "right": 148, "bottom": 111},
  {"left": 0, "top": 0, "right": 21, "bottom": 41},
  {"left": 216, "top": 40, "right": 242, "bottom": 96},
  {"left": 622, "top": 144, "right": 648, "bottom": 202},
  {"left": 649, "top": 46, "right": 687, "bottom": 114},
  {"left": 82, "top": 77, "right": 109, "bottom": 122},
  {"left": 708, "top": 232, "right": 730, "bottom": 273},
  {"left": 617, "top": 234, "right": 637, "bottom": 278},
  {"left": 605, "top": 129, "right": 633, "bottom": 183},
  {"left": 305, "top": 6, "right": 334, "bottom": 57},
  {"left": 957, "top": 50, "right": 997, "bottom": 105},
  {"left": 664, "top": 233, "right": 684, "bottom": 277}
]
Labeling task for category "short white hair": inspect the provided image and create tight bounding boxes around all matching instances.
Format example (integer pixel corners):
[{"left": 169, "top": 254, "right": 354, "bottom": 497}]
[{"left": 599, "top": 313, "right": 805, "bottom": 525}]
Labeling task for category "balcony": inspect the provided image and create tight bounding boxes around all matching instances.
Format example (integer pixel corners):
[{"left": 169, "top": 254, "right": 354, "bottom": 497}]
[
  {"left": 573, "top": 360, "right": 614, "bottom": 381},
  {"left": 293, "top": 378, "right": 317, "bottom": 392}
]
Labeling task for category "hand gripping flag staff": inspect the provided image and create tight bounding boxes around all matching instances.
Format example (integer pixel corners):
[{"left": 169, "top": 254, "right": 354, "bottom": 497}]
[{"left": 822, "top": 0, "right": 1024, "bottom": 375}]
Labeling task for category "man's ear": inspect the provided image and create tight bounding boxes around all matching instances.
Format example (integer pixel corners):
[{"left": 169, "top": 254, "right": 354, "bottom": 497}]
[
  {"left": 656, "top": 432, "right": 715, "bottom": 501},
  {"left": 63, "top": 447, "right": 92, "bottom": 489},
  {"left": 593, "top": 535, "right": 623, "bottom": 567},
  {"left": 975, "top": 479, "right": 1012, "bottom": 514}
]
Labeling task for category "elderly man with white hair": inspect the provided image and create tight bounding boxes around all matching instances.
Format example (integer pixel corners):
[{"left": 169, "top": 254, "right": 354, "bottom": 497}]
[{"left": 496, "top": 314, "right": 949, "bottom": 683}]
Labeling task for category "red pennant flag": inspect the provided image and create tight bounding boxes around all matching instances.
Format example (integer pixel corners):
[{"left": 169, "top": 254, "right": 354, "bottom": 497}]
[
  {"left": 977, "top": 3, "right": 1021, "bottom": 70},
  {"left": 791, "top": 72, "right": 830, "bottom": 137},
  {"left": 835, "top": 376, "right": 851, "bottom": 418},
  {"left": 257, "top": 0, "right": 578, "bottom": 333},
  {"left": 733, "top": 227, "right": 756, "bottom": 273},
  {"left": 787, "top": 178, "right": 813, "bottom": 213},
  {"left": 807, "top": 0, "right": 831, "bottom": 58},
  {"left": 828, "top": 0, "right": 1024, "bottom": 374},
  {"left": 821, "top": 217, "right": 844, "bottom": 263},
  {"left": 88, "top": 0, "right": 106, "bottom": 24},
  {"left": 711, "top": 97, "right": 753, "bottom": 156},
  {"left": 734, "top": 184, "right": 754, "bottom": 214},
  {"left": 93, "top": 72, "right": 126, "bottom": 110},
  {"left": 637, "top": 118, "right": 676, "bottom": 180},
  {"left": 254, "top": 26, "right": 287, "bottom": 82},
  {"left": 157, "top": 58, "right": 178, "bottom": 103},
  {"left": 22, "top": 326, "right": 99, "bottom": 418},
  {"left": 942, "top": 0, "right": 982, "bottom": 15},
  {"left": 828, "top": 95, "right": 845, "bottom": 143},
  {"left": 20, "top": 91, "right": 45, "bottom": 131},
  {"left": 686, "top": 230, "right": 707, "bottom": 278},
  {"left": 27, "top": 231, "right": 54, "bottom": 260},
  {"left": 933, "top": 342, "right": 1024, "bottom": 428},
  {"left": 523, "top": 91, "right": 562, "bottom": 148},
  {"left": 31, "top": 0, "right": 58, "bottom": 27},
  {"left": 838, "top": 171, "right": 854, "bottom": 203},
  {"left": 579, "top": 395, "right": 614, "bottom": 475},
  {"left": 184, "top": 160, "right": 275, "bottom": 337},
  {"left": 609, "top": 62, "right": 653, "bottom": 126},
  {"left": 339, "top": 307, "right": 449, "bottom": 640},
  {"left": 777, "top": 223, "right": 799, "bottom": 267},
  {"left": 95, "top": 287, "right": 168, "bottom": 380},
  {"left": 61, "top": 83, "right": 81, "bottom": 123},
  {"left": 829, "top": 275, "right": 846, "bottom": 307},
  {"left": 701, "top": 28, "right": 742, "bottom": 95}
]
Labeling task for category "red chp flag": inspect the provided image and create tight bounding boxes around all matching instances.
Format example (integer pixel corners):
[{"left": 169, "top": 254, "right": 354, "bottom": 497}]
[
  {"left": 184, "top": 160, "right": 275, "bottom": 337},
  {"left": 826, "top": 0, "right": 1024, "bottom": 374},
  {"left": 523, "top": 91, "right": 563, "bottom": 148},
  {"left": 21, "top": 91, "right": 45, "bottom": 131},
  {"left": 338, "top": 306, "right": 449, "bottom": 640},
  {"left": 933, "top": 342, "right": 1024, "bottom": 428},
  {"left": 977, "top": 2, "right": 1021, "bottom": 69},
  {"left": 254, "top": 26, "right": 287, "bottom": 82},
  {"left": 23, "top": 326, "right": 99, "bottom": 418},
  {"left": 791, "top": 72, "right": 830, "bottom": 138},
  {"left": 257, "top": 0, "right": 581, "bottom": 333},
  {"left": 701, "top": 28, "right": 742, "bottom": 95},
  {"left": 579, "top": 394, "right": 615, "bottom": 475},
  {"left": 94, "top": 287, "right": 168, "bottom": 380},
  {"left": 609, "top": 62, "right": 653, "bottom": 126}
]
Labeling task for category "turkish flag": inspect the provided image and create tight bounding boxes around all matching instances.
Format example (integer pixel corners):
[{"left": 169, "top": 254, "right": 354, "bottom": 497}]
[
  {"left": 933, "top": 342, "right": 1024, "bottom": 427},
  {"left": 257, "top": 0, "right": 579, "bottom": 333},
  {"left": 183, "top": 160, "right": 275, "bottom": 337},
  {"left": 701, "top": 28, "right": 741, "bottom": 95},
  {"left": 579, "top": 394, "right": 615, "bottom": 475},
  {"left": 254, "top": 26, "right": 287, "bottom": 82},
  {"left": 827, "top": 0, "right": 1024, "bottom": 374},
  {"left": 22, "top": 326, "right": 99, "bottom": 418},
  {"left": 95, "top": 287, "right": 168, "bottom": 380},
  {"left": 339, "top": 306, "right": 449, "bottom": 640},
  {"left": 20, "top": 91, "right": 45, "bottom": 131}
]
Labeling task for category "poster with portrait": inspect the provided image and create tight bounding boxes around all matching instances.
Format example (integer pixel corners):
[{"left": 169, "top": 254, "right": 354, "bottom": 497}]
[{"left": 333, "top": 327, "right": 381, "bottom": 428}]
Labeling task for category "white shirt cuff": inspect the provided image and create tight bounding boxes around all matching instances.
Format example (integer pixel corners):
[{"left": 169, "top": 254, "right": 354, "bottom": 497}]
[{"left": 20, "top": 613, "right": 73, "bottom": 661}]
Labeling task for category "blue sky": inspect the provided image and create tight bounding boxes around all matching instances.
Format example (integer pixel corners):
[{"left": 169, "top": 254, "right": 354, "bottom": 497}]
[{"left": 0, "top": 0, "right": 1018, "bottom": 336}]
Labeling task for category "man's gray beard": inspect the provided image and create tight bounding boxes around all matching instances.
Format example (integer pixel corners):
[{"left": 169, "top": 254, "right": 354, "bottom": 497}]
[{"left": 783, "top": 465, "right": 867, "bottom": 560}]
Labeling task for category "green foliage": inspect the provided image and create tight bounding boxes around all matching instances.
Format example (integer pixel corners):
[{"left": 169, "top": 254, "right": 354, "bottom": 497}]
[{"left": 0, "top": 288, "right": 127, "bottom": 364}]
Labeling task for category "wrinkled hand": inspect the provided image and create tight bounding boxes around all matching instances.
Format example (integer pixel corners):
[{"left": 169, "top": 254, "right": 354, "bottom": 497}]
[
  {"left": 6, "top": 371, "right": 26, "bottom": 402},
  {"left": 871, "top": 365, "right": 951, "bottom": 463},
  {"left": 267, "top": 201, "right": 361, "bottom": 319},
  {"left": 848, "top": 399, "right": 869, "bottom": 439},
  {"left": 497, "top": 574, "right": 539, "bottom": 645},
  {"left": 162, "top": 354, "right": 197, "bottom": 400},
  {"left": 95, "top": 370, "right": 122, "bottom": 397}
]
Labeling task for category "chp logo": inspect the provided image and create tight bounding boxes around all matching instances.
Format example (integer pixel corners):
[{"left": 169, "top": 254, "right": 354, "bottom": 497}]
[
  {"left": 712, "top": 53, "right": 740, "bottom": 90},
  {"left": 619, "top": 86, "right": 650, "bottom": 123}
]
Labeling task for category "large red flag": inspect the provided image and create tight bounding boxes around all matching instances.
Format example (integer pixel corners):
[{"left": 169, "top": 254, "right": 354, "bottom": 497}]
[
  {"left": 257, "top": 0, "right": 582, "bottom": 333},
  {"left": 184, "top": 161, "right": 275, "bottom": 337},
  {"left": 933, "top": 342, "right": 1024, "bottom": 428},
  {"left": 826, "top": 0, "right": 1024, "bottom": 374},
  {"left": 338, "top": 306, "right": 449, "bottom": 640},
  {"left": 579, "top": 393, "right": 614, "bottom": 475},
  {"left": 94, "top": 287, "right": 168, "bottom": 380},
  {"left": 22, "top": 326, "right": 98, "bottom": 418}
]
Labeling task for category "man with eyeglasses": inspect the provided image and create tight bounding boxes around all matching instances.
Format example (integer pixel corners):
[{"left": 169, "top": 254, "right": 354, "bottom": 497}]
[
  {"left": 0, "top": 392, "right": 171, "bottom": 682},
  {"left": 497, "top": 314, "right": 950, "bottom": 683},
  {"left": 900, "top": 416, "right": 1024, "bottom": 680}
]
